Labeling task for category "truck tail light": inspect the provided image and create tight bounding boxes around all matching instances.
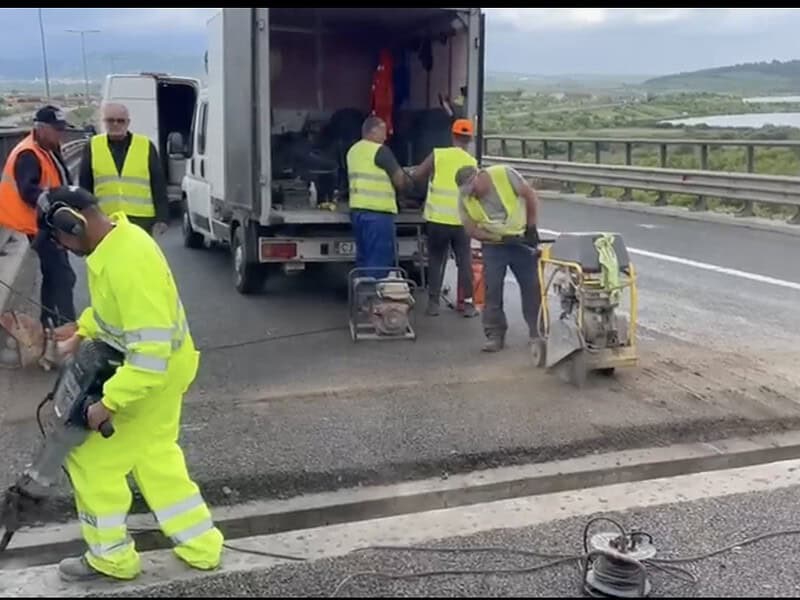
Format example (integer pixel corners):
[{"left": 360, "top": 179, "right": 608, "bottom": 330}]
[{"left": 260, "top": 241, "right": 298, "bottom": 260}]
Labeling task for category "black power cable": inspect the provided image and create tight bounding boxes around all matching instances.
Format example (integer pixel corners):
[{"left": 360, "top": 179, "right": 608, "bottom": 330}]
[
  {"left": 329, "top": 518, "right": 800, "bottom": 597},
  {"left": 1, "top": 276, "right": 347, "bottom": 354}
]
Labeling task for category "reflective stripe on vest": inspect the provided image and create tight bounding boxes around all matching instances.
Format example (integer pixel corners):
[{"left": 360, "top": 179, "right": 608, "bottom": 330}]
[
  {"left": 93, "top": 297, "right": 188, "bottom": 373},
  {"left": 424, "top": 147, "right": 477, "bottom": 226},
  {"left": 0, "top": 134, "right": 63, "bottom": 235},
  {"left": 346, "top": 140, "right": 397, "bottom": 214},
  {"left": 463, "top": 165, "right": 526, "bottom": 237},
  {"left": 91, "top": 133, "right": 154, "bottom": 218}
]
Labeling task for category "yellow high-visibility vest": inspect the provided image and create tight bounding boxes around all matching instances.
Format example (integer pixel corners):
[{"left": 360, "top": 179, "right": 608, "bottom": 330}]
[
  {"left": 424, "top": 147, "right": 477, "bottom": 226},
  {"left": 91, "top": 133, "right": 154, "bottom": 218},
  {"left": 463, "top": 165, "right": 526, "bottom": 237},
  {"left": 346, "top": 140, "right": 397, "bottom": 214}
]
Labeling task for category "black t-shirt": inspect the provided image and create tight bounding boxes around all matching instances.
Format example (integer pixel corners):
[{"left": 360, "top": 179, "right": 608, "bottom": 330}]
[{"left": 374, "top": 145, "right": 401, "bottom": 178}]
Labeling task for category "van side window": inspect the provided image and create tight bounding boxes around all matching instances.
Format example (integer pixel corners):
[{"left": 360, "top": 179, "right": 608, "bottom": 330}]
[{"left": 198, "top": 102, "right": 209, "bottom": 155}]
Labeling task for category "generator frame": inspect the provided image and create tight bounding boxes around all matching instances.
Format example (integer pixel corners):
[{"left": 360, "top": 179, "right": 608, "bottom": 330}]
[
  {"left": 533, "top": 247, "right": 639, "bottom": 386},
  {"left": 348, "top": 267, "right": 418, "bottom": 343}
]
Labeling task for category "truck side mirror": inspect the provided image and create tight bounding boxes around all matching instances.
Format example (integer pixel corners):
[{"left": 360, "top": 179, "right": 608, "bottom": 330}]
[{"left": 167, "top": 132, "right": 186, "bottom": 157}]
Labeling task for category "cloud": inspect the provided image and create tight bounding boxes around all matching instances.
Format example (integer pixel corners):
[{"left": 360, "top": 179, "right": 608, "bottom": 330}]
[
  {"left": 485, "top": 8, "right": 691, "bottom": 32},
  {"left": 486, "top": 8, "right": 798, "bottom": 35},
  {"left": 96, "top": 8, "right": 219, "bottom": 33}
]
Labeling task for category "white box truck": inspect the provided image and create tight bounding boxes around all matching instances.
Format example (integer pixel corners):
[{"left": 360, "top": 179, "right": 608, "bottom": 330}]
[
  {"left": 182, "top": 8, "right": 485, "bottom": 294},
  {"left": 101, "top": 73, "right": 200, "bottom": 208}
]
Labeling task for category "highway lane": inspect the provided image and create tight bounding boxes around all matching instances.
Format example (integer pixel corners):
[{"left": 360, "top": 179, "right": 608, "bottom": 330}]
[{"left": 2, "top": 202, "right": 800, "bottom": 515}]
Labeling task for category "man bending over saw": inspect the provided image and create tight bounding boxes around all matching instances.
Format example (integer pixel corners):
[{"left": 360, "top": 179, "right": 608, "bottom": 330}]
[{"left": 33, "top": 186, "right": 223, "bottom": 582}]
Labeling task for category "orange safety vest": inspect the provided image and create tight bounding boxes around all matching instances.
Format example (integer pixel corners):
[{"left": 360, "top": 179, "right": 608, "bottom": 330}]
[{"left": 0, "top": 134, "right": 63, "bottom": 235}]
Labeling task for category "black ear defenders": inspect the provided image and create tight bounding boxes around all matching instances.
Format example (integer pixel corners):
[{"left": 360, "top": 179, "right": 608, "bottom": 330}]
[{"left": 36, "top": 188, "right": 88, "bottom": 239}]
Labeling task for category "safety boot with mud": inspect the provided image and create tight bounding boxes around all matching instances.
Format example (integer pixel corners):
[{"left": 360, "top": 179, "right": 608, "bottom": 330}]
[
  {"left": 481, "top": 337, "right": 505, "bottom": 353},
  {"left": 58, "top": 556, "right": 108, "bottom": 582}
]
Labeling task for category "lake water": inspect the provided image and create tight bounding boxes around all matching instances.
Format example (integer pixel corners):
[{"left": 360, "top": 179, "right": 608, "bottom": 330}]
[
  {"left": 743, "top": 96, "right": 800, "bottom": 104},
  {"left": 662, "top": 113, "right": 800, "bottom": 128}
]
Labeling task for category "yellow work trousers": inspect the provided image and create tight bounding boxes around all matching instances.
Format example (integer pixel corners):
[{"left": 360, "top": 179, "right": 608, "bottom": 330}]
[{"left": 65, "top": 407, "right": 223, "bottom": 579}]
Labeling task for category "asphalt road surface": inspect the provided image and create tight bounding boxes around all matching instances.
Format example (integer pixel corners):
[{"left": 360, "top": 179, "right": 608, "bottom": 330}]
[
  {"left": 2, "top": 198, "right": 800, "bottom": 515},
  {"left": 100, "top": 484, "right": 800, "bottom": 597}
]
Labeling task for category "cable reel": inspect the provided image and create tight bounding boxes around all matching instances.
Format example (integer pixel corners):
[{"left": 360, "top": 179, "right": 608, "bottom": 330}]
[{"left": 583, "top": 531, "right": 657, "bottom": 598}]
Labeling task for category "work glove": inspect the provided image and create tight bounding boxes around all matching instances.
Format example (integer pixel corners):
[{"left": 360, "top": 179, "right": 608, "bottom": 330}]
[{"left": 525, "top": 225, "right": 541, "bottom": 248}]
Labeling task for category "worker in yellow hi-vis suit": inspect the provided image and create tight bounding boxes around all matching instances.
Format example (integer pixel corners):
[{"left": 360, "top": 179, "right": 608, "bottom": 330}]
[{"left": 31, "top": 185, "right": 223, "bottom": 582}]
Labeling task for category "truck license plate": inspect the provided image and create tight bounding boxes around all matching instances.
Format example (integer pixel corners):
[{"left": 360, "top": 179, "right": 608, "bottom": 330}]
[{"left": 334, "top": 241, "right": 356, "bottom": 256}]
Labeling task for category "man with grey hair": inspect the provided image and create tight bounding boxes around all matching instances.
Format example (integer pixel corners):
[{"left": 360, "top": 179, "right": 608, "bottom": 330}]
[
  {"left": 346, "top": 115, "right": 408, "bottom": 277},
  {"left": 455, "top": 164, "right": 541, "bottom": 353},
  {"left": 78, "top": 102, "right": 169, "bottom": 236},
  {"left": 0, "top": 105, "right": 76, "bottom": 330}
]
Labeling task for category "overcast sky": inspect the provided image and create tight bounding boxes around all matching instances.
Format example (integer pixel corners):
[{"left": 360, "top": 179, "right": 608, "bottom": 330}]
[{"left": 1, "top": 8, "right": 799, "bottom": 77}]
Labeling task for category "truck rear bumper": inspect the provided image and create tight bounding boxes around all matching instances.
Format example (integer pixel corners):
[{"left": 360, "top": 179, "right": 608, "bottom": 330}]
[{"left": 258, "top": 236, "right": 427, "bottom": 264}]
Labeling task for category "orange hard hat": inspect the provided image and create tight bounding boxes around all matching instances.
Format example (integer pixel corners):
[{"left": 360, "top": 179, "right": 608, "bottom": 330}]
[{"left": 452, "top": 118, "right": 474, "bottom": 136}]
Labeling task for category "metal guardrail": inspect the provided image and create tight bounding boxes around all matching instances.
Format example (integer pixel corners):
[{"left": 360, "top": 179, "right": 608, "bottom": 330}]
[
  {"left": 484, "top": 134, "right": 800, "bottom": 221},
  {"left": 483, "top": 155, "right": 800, "bottom": 225}
]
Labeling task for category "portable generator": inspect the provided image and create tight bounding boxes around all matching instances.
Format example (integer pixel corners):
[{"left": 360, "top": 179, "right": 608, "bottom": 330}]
[
  {"left": 0, "top": 340, "right": 121, "bottom": 552},
  {"left": 532, "top": 232, "right": 638, "bottom": 387},
  {"left": 348, "top": 267, "right": 417, "bottom": 342}
]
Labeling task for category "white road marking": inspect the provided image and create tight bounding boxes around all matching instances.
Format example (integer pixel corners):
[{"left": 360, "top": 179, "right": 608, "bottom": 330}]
[
  {"left": 638, "top": 223, "right": 660, "bottom": 229},
  {"left": 540, "top": 228, "right": 800, "bottom": 292}
]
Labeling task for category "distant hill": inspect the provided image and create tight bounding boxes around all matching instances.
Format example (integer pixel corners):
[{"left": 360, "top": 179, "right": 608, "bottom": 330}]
[
  {"left": 644, "top": 60, "right": 800, "bottom": 95},
  {"left": 486, "top": 71, "right": 653, "bottom": 93},
  {"left": 0, "top": 52, "right": 205, "bottom": 84}
]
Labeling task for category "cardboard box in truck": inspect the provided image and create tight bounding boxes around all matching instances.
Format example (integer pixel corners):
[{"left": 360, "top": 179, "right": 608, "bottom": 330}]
[{"left": 182, "top": 8, "right": 485, "bottom": 294}]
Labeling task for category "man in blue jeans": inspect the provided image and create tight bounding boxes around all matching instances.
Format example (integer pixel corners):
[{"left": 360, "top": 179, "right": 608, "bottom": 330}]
[
  {"left": 456, "top": 164, "right": 541, "bottom": 352},
  {"left": 346, "top": 116, "right": 408, "bottom": 278}
]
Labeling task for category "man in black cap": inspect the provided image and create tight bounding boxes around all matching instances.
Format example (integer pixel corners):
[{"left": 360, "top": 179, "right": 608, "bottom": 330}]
[{"left": 0, "top": 105, "right": 76, "bottom": 330}]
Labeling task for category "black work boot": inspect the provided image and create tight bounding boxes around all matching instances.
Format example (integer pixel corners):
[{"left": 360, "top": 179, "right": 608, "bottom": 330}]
[{"left": 481, "top": 337, "right": 505, "bottom": 353}]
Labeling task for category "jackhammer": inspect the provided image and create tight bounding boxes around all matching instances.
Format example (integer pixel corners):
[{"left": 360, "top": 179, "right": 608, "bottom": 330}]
[{"left": 0, "top": 340, "right": 121, "bottom": 553}]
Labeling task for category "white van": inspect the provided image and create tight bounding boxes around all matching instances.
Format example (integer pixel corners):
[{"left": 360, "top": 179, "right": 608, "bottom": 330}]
[{"left": 101, "top": 73, "right": 200, "bottom": 206}]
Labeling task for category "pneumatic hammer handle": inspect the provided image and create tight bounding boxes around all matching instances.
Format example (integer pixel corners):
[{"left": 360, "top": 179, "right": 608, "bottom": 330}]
[{"left": 99, "top": 420, "right": 115, "bottom": 439}]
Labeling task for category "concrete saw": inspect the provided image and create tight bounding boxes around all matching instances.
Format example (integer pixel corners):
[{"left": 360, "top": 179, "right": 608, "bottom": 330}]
[{"left": 0, "top": 340, "right": 122, "bottom": 553}]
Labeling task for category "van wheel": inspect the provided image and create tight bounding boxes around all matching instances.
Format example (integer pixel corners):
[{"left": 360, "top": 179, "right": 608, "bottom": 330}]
[
  {"left": 232, "top": 226, "right": 265, "bottom": 295},
  {"left": 182, "top": 207, "right": 204, "bottom": 249}
]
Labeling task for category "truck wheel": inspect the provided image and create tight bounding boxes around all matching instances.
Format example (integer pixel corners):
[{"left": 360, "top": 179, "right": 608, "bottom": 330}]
[
  {"left": 232, "top": 226, "right": 265, "bottom": 295},
  {"left": 182, "top": 207, "right": 205, "bottom": 249}
]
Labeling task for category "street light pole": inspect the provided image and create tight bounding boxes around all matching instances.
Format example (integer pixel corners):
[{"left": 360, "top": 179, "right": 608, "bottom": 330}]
[
  {"left": 37, "top": 9, "right": 51, "bottom": 100},
  {"left": 65, "top": 29, "right": 100, "bottom": 105}
]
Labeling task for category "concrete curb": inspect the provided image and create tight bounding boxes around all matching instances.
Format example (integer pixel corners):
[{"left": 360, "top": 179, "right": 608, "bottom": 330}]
[
  {"left": 0, "top": 231, "right": 30, "bottom": 311},
  {"left": 4, "top": 428, "right": 800, "bottom": 571},
  {"left": 540, "top": 190, "right": 800, "bottom": 238},
  {"left": 0, "top": 232, "right": 32, "bottom": 366}
]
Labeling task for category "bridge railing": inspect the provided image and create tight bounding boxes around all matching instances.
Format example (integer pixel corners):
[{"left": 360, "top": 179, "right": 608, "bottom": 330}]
[
  {"left": 0, "top": 128, "right": 89, "bottom": 255},
  {"left": 483, "top": 134, "right": 800, "bottom": 222}
]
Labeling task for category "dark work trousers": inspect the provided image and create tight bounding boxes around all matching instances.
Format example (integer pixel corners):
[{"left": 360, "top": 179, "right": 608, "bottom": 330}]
[
  {"left": 128, "top": 216, "right": 155, "bottom": 236},
  {"left": 426, "top": 222, "right": 473, "bottom": 305},
  {"left": 482, "top": 242, "right": 540, "bottom": 342},
  {"left": 351, "top": 209, "right": 396, "bottom": 279},
  {"left": 29, "top": 236, "right": 77, "bottom": 328}
]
